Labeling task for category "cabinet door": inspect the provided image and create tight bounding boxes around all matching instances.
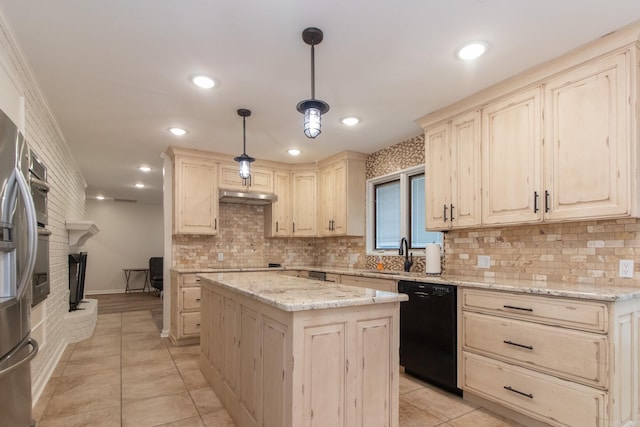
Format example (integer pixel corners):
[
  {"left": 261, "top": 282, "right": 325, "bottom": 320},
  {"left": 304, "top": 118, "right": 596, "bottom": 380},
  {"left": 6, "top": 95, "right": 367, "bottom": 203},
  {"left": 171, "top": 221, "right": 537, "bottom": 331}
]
[
  {"left": 319, "top": 166, "right": 336, "bottom": 235},
  {"left": 174, "top": 156, "right": 218, "bottom": 234},
  {"left": 332, "top": 160, "right": 348, "bottom": 235},
  {"left": 544, "top": 51, "right": 630, "bottom": 221},
  {"left": 451, "top": 111, "right": 481, "bottom": 228},
  {"left": 425, "top": 123, "right": 451, "bottom": 230},
  {"left": 219, "top": 163, "right": 274, "bottom": 193},
  {"left": 268, "top": 171, "right": 291, "bottom": 237},
  {"left": 292, "top": 172, "right": 318, "bottom": 236},
  {"left": 482, "top": 87, "right": 542, "bottom": 225}
]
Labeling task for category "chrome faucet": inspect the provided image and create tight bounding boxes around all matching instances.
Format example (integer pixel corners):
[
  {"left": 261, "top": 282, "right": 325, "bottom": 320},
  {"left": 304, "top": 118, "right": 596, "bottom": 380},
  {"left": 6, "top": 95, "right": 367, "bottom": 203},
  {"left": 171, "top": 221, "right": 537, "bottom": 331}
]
[{"left": 399, "top": 237, "right": 413, "bottom": 272}]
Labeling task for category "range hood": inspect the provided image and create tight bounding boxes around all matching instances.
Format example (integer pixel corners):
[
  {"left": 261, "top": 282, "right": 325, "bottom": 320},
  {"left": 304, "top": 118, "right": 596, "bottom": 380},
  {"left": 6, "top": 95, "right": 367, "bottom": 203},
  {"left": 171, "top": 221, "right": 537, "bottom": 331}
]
[{"left": 219, "top": 189, "right": 277, "bottom": 205}]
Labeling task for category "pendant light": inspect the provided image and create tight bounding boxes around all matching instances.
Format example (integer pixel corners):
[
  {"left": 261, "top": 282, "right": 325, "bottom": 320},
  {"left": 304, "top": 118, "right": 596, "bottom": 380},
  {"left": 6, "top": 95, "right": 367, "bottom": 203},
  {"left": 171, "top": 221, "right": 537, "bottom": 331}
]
[
  {"left": 233, "top": 108, "right": 255, "bottom": 181},
  {"left": 296, "top": 27, "right": 330, "bottom": 139}
]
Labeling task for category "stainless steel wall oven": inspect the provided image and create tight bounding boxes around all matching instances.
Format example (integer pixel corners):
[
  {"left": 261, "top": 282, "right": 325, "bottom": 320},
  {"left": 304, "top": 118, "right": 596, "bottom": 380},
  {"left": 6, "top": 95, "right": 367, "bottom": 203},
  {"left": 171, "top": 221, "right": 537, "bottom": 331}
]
[{"left": 29, "top": 151, "right": 50, "bottom": 306}]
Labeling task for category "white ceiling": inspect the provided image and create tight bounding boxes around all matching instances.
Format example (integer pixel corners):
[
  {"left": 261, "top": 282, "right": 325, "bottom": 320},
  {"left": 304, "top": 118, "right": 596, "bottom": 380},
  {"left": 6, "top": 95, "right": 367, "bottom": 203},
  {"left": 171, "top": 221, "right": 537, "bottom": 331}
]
[{"left": 1, "top": 1, "right": 640, "bottom": 205}]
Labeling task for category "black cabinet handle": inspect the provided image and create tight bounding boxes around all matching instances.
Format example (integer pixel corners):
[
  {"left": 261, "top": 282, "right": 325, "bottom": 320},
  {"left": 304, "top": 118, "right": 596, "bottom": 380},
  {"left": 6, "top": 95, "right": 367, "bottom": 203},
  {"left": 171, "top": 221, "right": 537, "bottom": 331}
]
[
  {"left": 214, "top": 218, "right": 217, "bottom": 230},
  {"left": 545, "top": 190, "right": 550, "bottom": 213},
  {"left": 534, "top": 191, "right": 539, "bottom": 213},
  {"left": 293, "top": 222, "right": 296, "bottom": 233},
  {"left": 504, "top": 386, "right": 533, "bottom": 399},
  {"left": 443, "top": 204, "right": 448, "bottom": 222},
  {"left": 503, "top": 304, "right": 533, "bottom": 312},
  {"left": 503, "top": 340, "right": 533, "bottom": 350},
  {"left": 450, "top": 204, "right": 455, "bottom": 221},
  {"left": 195, "top": 298, "right": 201, "bottom": 302},
  {"left": 276, "top": 221, "right": 279, "bottom": 232}
]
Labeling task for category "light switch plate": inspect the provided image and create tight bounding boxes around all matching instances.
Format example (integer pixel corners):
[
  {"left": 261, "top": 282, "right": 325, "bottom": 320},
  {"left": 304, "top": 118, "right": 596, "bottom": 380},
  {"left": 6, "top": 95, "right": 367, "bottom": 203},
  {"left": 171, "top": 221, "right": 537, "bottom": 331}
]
[
  {"left": 619, "top": 259, "right": 634, "bottom": 278},
  {"left": 218, "top": 252, "right": 224, "bottom": 262},
  {"left": 478, "top": 255, "right": 491, "bottom": 269}
]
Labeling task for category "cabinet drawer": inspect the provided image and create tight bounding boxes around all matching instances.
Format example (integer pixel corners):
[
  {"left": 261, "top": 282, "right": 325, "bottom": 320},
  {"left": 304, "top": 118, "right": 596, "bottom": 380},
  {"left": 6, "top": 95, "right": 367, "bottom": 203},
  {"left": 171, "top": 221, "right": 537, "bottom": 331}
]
[
  {"left": 181, "top": 287, "right": 202, "bottom": 311},
  {"left": 462, "top": 312, "right": 608, "bottom": 388},
  {"left": 340, "top": 275, "right": 396, "bottom": 292},
  {"left": 462, "top": 352, "right": 607, "bottom": 427},
  {"left": 180, "top": 274, "right": 202, "bottom": 287},
  {"left": 461, "top": 289, "right": 608, "bottom": 332},
  {"left": 181, "top": 312, "right": 201, "bottom": 336}
]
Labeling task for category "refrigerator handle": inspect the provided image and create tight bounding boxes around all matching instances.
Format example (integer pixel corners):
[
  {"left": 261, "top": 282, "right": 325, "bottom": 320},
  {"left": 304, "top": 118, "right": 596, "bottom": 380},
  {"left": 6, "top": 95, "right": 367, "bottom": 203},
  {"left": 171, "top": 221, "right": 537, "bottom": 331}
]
[
  {"left": 0, "top": 338, "right": 38, "bottom": 380},
  {"left": 14, "top": 167, "right": 38, "bottom": 300}
]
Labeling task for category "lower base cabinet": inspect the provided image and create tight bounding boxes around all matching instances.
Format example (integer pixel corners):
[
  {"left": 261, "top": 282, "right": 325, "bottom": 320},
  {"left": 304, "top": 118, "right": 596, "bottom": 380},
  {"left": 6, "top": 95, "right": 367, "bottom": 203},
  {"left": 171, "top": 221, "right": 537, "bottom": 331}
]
[
  {"left": 169, "top": 271, "right": 202, "bottom": 346},
  {"left": 460, "top": 288, "right": 640, "bottom": 427}
]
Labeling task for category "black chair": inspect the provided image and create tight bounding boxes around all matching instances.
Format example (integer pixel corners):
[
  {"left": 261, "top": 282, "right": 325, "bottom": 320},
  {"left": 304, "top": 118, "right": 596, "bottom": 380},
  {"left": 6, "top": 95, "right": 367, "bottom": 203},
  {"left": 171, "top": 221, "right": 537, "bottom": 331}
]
[{"left": 149, "top": 257, "right": 163, "bottom": 296}]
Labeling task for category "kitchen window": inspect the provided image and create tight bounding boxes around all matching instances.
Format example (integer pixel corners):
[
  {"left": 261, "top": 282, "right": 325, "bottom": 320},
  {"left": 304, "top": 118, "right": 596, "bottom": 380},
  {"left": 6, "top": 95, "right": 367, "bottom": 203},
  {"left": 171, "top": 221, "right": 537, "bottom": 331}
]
[{"left": 367, "top": 165, "right": 443, "bottom": 254}]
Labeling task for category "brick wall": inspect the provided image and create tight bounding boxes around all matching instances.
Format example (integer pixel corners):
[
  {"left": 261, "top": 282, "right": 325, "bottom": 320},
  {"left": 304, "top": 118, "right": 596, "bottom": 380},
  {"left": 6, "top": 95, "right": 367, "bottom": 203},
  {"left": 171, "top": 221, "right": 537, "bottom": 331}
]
[
  {"left": 445, "top": 219, "right": 640, "bottom": 286},
  {"left": 172, "top": 203, "right": 366, "bottom": 269},
  {"left": 0, "top": 10, "right": 88, "bottom": 398}
]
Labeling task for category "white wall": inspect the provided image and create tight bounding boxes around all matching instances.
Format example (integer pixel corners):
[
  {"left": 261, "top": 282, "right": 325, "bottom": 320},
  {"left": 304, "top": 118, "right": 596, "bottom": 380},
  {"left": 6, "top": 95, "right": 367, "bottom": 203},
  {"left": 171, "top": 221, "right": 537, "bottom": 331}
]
[{"left": 84, "top": 199, "right": 163, "bottom": 294}]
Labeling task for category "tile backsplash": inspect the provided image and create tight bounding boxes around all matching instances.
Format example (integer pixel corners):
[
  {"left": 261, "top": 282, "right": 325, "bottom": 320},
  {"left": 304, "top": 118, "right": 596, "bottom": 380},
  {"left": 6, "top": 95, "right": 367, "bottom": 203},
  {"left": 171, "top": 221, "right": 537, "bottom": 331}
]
[
  {"left": 445, "top": 219, "right": 640, "bottom": 286},
  {"left": 172, "top": 204, "right": 366, "bottom": 270}
]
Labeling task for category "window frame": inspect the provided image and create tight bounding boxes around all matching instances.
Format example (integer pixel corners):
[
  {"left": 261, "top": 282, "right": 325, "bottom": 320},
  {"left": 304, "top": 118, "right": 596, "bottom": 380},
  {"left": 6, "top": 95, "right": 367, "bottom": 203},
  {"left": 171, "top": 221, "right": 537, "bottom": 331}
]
[{"left": 366, "top": 165, "right": 441, "bottom": 256}]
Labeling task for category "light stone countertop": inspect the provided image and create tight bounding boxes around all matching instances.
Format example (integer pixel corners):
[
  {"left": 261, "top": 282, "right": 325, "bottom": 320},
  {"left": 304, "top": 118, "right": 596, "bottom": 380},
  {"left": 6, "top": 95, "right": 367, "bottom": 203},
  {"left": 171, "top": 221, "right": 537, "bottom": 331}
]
[
  {"left": 172, "top": 266, "right": 640, "bottom": 302},
  {"left": 197, "top": 272, "right": 408, "bottom": 312}
]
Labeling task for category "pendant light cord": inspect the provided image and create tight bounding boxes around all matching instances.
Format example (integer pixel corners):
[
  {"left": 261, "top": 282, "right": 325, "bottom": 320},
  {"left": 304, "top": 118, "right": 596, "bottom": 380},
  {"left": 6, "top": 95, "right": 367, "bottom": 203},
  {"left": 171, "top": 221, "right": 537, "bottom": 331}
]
[{"left": 310, "top": 44, "right": 316, "bottom": 100}]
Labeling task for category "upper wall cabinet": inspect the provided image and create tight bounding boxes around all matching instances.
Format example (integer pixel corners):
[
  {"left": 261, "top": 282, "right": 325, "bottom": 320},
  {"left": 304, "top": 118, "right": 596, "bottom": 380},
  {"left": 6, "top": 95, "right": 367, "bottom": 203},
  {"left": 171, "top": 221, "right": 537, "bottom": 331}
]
[
  {"left": 482, "top": 87, "right": 542, "bottom": 225},
  {"left": 292, "top": 171, "right": 318, "bottom": 237},
  {"left": 543, "top": 51, "right": 630, "bottom": 221},
  {"left": 425, "top": 111, "right": 481, "bottom": 230},
  {"left": 173, "top": 154, "right": 218, "bottom": 235},
  {"left": 265, "top": 171, "right": 292, "bottom": 237},
  {"left": 218, "top": 162, "right": 274, "bottom": 193},
  {"left": 419, "top": 38, "right": 639, "bottom": 228},
  {"left": 318, "top": 153, "right": 366, "bottom": 236}
]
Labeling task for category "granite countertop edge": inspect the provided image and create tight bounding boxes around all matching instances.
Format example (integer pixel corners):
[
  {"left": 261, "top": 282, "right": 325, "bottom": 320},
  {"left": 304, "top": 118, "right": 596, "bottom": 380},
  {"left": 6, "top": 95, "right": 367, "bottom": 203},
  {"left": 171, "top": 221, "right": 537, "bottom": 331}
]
[
  {"left": 171, "top": 266, "right": 640, "bottom": 302},
  {"left": 197, "top": 272, "right": 408, "bottom": 312}
]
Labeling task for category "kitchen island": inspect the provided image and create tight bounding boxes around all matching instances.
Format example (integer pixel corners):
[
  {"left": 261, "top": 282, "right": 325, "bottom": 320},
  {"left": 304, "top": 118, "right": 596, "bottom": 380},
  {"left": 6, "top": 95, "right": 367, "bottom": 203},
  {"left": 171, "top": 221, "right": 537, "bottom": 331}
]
[{"left": 197, "top": 272, "right": 407, "bottom": 427}]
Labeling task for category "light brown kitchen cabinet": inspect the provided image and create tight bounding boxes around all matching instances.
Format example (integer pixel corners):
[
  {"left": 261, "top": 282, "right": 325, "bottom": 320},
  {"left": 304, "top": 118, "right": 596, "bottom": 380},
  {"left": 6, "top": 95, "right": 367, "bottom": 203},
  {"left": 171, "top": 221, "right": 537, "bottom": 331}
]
[
  {"left": 199, "top": 278, "right": 401, "bottom": 427},
  {"left": 318, "top": 153, "right": 366, "bottom": 236},
  {"left": 481, "top": 87, "right": 542, "bottom": 225},
  {"left": 265, "top": 171, "right": 291, "bottom": 237},
  {"left": 459, "top": 287, "right": 640, "bottom": 427},
  {"left": 170, "top": 150, "right": 219, "bottom": 235},
  {"left": 543, "top": 50, "right": 631, "bottom": 221},
  {"left": 425, "top": 111, "right": 481, "bottom": 230},
  {"left": 339, "top": 274, "right": 396, "bottom": 292},
  {"left": 219, "top": 162, "right": 274, "bottom": 193},
  {"left": 169, "top": 271, "right": 202, "bottom": 346},
  {"left": 291, "top": 171, "right": 317, "bottom": 237}
]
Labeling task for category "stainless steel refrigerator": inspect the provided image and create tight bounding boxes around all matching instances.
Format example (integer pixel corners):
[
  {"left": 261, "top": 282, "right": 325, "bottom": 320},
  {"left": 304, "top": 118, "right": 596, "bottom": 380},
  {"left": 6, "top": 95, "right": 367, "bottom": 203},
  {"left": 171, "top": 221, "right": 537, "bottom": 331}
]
[{"left": 0, "top": 108, "right": 39, "bottom": 427}]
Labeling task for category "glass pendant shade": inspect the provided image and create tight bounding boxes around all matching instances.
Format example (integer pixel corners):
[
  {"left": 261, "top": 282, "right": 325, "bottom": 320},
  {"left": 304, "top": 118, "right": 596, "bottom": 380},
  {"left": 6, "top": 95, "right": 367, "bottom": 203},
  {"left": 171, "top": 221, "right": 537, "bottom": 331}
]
[
  {"left": 304, "top": 107, "right": 322, "bottom": 138},
  {"left": 239, "top": 158, "right": 251, "bottom": 179}
]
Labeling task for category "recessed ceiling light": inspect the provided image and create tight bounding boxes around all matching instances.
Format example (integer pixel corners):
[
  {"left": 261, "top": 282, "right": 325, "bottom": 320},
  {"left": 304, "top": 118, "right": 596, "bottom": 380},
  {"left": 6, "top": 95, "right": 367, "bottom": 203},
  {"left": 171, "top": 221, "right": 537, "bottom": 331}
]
[
  {"left": 288, "top": 148, "right": 301, "bottom": 156},
  {"left": 134, "top": 183, "right": 145, "bottom": 188},
  {"left": 96, "top": 195, "right": 105, "bottom": 200},
  {"left": 139, "top": 166, "right": 151, "bottom": 172},
  {"left": 191, "top": 75, "right": 215, "bottom": 89},
  {"left": 457, "top": 42, "right": 487, "bottom": 60},
  {"left": 341, "top": 117, "right": 360, "bottom": 126},
  {"left": 169, "top": 127, "right": 187, "bottom": 136}
]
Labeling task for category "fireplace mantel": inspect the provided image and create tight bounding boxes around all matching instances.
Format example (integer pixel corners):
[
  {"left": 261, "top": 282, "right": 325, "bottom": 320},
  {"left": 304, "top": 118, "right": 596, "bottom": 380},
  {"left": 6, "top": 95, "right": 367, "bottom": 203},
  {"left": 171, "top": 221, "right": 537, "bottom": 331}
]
[{"left": 65, "top": 220, "right": 99, "bottom": 248}]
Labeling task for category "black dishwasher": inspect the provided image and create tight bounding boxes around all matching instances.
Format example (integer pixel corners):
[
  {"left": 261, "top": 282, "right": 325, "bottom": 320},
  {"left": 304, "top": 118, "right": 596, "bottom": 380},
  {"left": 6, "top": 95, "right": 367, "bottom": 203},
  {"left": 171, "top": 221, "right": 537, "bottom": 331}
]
[{"left": 397, "top": 281, "right": 461, "bottom": 395}]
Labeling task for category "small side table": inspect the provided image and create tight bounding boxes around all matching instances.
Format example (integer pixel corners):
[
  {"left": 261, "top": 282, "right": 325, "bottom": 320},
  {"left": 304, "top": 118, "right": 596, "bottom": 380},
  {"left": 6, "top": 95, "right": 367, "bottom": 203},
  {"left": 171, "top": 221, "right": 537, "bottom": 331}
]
[{"left": 123, "top": 268, "right": 150, "bottom": 293}]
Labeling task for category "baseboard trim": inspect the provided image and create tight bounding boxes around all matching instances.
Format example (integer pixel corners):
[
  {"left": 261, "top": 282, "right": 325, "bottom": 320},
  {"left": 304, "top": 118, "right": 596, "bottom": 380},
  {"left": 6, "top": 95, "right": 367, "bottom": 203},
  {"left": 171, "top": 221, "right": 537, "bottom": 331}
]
[{"left": 85, "top": 289, "right": 126, "bottom": 295}]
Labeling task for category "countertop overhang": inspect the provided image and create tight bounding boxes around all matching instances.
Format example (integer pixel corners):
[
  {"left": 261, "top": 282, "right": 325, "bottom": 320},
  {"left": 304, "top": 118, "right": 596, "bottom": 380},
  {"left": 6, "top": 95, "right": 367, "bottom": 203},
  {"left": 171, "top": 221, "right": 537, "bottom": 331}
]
[{"left": 197, "top": 272, "right": 408, "bottom": 312}]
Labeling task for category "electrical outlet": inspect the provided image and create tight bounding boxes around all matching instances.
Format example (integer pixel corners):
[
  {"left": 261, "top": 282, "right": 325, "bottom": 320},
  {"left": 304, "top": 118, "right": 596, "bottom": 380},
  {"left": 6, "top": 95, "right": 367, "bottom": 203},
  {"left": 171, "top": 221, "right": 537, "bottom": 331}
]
[
  {"left": 218, "top": 252, "right": 224, "bottom": 262},
  {"left": 477, "top": 255, "right": 491, "bottom": 269},
  {"left": 619, "top": 259, "right": 634, "bottom": 278}
]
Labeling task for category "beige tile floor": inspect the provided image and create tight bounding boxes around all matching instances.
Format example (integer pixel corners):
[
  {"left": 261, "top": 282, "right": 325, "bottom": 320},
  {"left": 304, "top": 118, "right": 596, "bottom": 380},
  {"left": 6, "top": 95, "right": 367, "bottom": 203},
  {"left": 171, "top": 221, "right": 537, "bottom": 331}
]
[{"left": 34, "top": 310, "right": 524, "bottom": 427}]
